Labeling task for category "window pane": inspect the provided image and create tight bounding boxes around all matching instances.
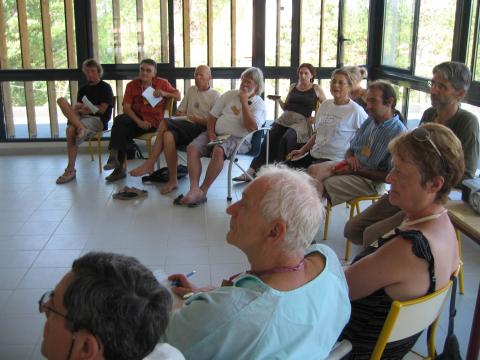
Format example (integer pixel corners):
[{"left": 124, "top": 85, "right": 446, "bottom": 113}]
[
  {"left": 26, "top": 3, "right": 45, "bottom": 69},
  {"left": 173, "top": 0, "right": 184, "bottom": 67},
  {"left": 406, "top": 89, "right": 430, "bottom": 128},
  {"left": 3, "top": 0, "right": 21, "bottom": 69},
  {"left": 265, "top": 0, "right": 291, "bottom": 66},
  {"left": 321, "top": 0, "right": 339, "bottom": 67},
  {"left": 119, "top": 0, "right": 138, "bottom": 63},
  {"left": 382, "top": 0, "right": 415, "bottom": 69},
  {"left": 300, "top": 0, "right": 338, "bottom": 67},
  {"left": 264, "top": 79, "right": 291, "bottom": 121},
  {"left": 143, "top": 0, "right": 162, "bottom": 61},
  {"left": 96, "top": 0, "right": 115, "bottom": 63},
  {"left": 236, "top": 0, "right": 252, "bottom": 66},
  {"left": 343, "top": 0, "right": 369, "bottom": 66},
  {"left": 300, "top": 0, "right": 321, "bottom": 66},
  {"left": 190, "top": 0, "right": 208, "bottom": 66},
  {"left": 50, "top": 0, "right": 68, "bottom": 68},
  {"left": 414, "top": 0, "right": 456, "bottom": 77},
  {"left": 212, "top": 1, "right": 231, "bottom": 66},
  {"left": 466, "top": 0, "right": 478, "bottom": 77}
]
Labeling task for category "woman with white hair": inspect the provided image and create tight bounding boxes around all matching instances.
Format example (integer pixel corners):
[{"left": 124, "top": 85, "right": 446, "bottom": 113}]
[{"left": 165, "top": 165, "right": 351, "bottom": 359}]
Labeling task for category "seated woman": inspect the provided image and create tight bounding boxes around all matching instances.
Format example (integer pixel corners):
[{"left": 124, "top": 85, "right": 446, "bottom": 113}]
[
  {"left": 164, "top": 166, "right": 351, "bottom": 359},
  {"left": 285, "top": 67, "right": 367, "bottom": 169},
  {"left": 343, "top": 65, "right": 368, "bottom": 109},
  {"left": 233, "top": 63, "right": 326, "bottom": 181},
  {"left": 341, "top": 123, "right": 463, "bottom": 359}
]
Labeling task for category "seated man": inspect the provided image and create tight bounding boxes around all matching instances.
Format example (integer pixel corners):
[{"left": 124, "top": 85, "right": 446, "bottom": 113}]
[
  {"left": 165, "top": 165, "right": 351, "bottom": 359},
  {"left": 104, "top": 58, "right": 181, "bottom": 182},
  {"left": 56, "top": 59, "right": 113, "bottom": 184},
  {"left": 175, "top": 67, "right": 266, "bottom": 206},
  {"left": 39, "top": 252, "right": 183, "bottom": 360},
  {"left": 308, "top": 80, "right": 407, "bottom": 207},
  {"left": 130, "top": 65, "right": 220, "bottom": 194},
  {"left": 345, "top": 61, "right": 479, "bottom": 247}
]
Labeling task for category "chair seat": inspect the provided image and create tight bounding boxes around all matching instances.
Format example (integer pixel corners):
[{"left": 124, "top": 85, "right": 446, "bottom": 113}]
[{"left": 136, "top": 132, "right": 157, "bottom": 142}]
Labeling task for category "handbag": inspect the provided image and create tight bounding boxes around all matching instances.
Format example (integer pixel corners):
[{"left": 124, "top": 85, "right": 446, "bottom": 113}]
[{"left": 435, "top": 275, "right": 462, "bottom": 359}]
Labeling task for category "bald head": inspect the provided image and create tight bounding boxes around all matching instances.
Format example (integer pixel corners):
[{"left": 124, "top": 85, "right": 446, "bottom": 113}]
[{"left": 194, "top": 65, "right": 212, "bottom": 91}]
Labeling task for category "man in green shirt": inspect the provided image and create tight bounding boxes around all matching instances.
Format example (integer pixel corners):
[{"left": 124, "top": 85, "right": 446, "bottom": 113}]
[{"left": 345, "top": 61, "right": 479, "bottom": 246}]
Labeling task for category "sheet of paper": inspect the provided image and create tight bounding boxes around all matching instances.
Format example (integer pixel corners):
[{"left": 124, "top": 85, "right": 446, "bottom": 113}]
[
  {"left": 82, "top": 96, "right": 99, "bottom": 114},
  {"left": 142, "top": 86, "right": 163, "bottom": 107},
  {"left": 207, "top": 134, "right": 231, "bottom": 147}
]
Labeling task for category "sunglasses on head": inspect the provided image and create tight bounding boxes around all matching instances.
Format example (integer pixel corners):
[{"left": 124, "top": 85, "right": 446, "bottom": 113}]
[{"left": 411, "top": 127, "right": 442, "bottom": 158}]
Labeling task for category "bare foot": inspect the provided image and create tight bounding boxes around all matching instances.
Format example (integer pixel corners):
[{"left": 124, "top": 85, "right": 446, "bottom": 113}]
[
  {"left": 130, "top": 162, "right": 154, "bottom": 177},
  {"left": 160, "top": 181, "right": 178, "bottom": 195},
  {"left": 180, "top": 188, "right": 205, "bottom": 205}
]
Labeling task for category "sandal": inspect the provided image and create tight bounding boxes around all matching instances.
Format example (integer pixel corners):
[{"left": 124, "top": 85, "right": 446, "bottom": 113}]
[
  {"left": 232, "top": 173, "right": 254, "bottom": 182},
  {"left": 56, "top": 169, "right": 76, "bottom": 184}
]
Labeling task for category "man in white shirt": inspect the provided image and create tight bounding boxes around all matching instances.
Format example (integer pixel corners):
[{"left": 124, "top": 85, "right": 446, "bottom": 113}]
[
  {"left": 130, "top": 65, "right": 220, "bottom": 194},
  {"left": 174, "top": 67, "right": 266, "bottom": 207}
]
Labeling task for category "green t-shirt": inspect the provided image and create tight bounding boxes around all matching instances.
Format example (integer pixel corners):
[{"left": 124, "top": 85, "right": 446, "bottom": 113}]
[{"left": 421, "top": 107, "right": 479, "bottom": 179}]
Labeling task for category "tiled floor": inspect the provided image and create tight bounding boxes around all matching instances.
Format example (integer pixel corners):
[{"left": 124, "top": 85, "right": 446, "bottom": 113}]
[{"left": 0, "top": 152, "right": 478, "bottom": 359}]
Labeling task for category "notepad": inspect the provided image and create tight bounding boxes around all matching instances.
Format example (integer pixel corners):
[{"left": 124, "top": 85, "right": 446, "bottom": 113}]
[
  {"left": 207, "top": 134, "right": 231, "bottom": 146},
  {"left": 142, "top": 86, "right": 163, "bottom": 107},
  {"left": 82, "top": 96, "right": 99, "bottom": 114}
]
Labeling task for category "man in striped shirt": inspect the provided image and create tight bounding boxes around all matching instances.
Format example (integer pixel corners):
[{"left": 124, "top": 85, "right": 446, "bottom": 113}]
[{"left": 309, "top": 80, "right": 407, "bottom": 206}]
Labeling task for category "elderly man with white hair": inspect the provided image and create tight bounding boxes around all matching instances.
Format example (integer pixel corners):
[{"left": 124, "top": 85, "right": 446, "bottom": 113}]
[{"left": 165, "top": 165, "right": 351, "bottom": 360}]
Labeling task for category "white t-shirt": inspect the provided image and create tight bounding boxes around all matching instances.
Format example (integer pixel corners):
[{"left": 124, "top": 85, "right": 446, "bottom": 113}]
[
  {"left": 176, "top": 86, "right": 220, "bottom": 119},
  {"left": 310, "top": 99, "right": 367, "bottom": 161},
  {"left": 210, "top": 90, "right": 266, "bottom": 138}
]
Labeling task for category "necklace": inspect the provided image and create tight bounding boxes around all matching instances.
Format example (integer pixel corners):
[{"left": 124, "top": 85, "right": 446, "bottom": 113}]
[{"left": 222, "top": 258, "right": 306, "bottom": 286}]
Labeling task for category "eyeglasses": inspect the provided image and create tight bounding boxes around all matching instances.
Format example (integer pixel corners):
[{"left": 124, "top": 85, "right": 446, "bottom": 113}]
[
  {"left": 39, "top": 290, "right": 68, "bottom": 319},
  {"left": 427, "top": 80, "right": 448, "bottom": 91},
  {"left": 330, "top": 79, "right": 349, "bottom": 87},
  {"left": 411, "top": 127, "right": 442, "bottom": 158}
]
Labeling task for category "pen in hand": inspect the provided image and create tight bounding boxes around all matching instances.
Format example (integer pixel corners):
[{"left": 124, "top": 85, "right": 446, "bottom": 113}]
[{"left": 171, "top": 270, "right": 196, "bottom": 287}]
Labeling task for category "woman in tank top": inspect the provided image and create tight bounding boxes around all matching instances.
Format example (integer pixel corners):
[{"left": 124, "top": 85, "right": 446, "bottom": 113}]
[
  {"left": 341, "top": 123, "right": 463, "bottom": 359},
  {"left": 233, "top": 63, "right": 326, "bottom": 182}
]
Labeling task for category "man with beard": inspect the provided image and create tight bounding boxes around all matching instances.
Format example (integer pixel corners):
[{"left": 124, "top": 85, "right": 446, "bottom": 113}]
[
  {"left": 56, "top": 59, "right": 114, "bottom": 184},
  {"left": 345, "top": 61, "right": 479, "bottom": 247}
]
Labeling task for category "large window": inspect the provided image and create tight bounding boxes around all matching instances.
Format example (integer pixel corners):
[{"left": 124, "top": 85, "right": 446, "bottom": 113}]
[{"left": 382, "top": 0, "right": 415, "bottom": 69}]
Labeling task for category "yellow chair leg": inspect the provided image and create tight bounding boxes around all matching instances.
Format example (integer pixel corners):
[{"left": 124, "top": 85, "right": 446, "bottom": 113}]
[
  {"left": 88, "top": 140, "right": 94, "bottom": 161},
  {"left": 97, "top": 136, "right": 102, "bottom": 174},
  {"left": 344, "top": 201, "right": 357, "bottom": 261},
  {"left": 455, "top": 229, "right": 465, "bottom": 295},
  {"left": 323, "top": 203, "right": 331, "bottom": 241}
]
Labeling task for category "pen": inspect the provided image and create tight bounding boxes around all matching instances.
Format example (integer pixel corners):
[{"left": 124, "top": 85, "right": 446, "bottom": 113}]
[{"left": 171, "top": 270, "right": 196, "bottom": 287}]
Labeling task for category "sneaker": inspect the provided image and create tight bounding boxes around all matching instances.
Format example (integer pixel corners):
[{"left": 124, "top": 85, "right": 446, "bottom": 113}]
[
  {"left": 103, "top": 155, "right": 121, "bottom": 171},
  {"left": 105, "top": 168, "right": 126, "bottom": 182},
  {"left": 56, "top": 169, "right": 76, "bottom": 184}
]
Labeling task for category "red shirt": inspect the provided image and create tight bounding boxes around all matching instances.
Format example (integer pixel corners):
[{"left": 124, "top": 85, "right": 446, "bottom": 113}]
[{"left": 123, "top": 77, "right": 177, "bottom": 128}]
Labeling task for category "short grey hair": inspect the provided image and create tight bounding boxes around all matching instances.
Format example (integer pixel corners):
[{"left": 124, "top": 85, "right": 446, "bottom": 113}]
[
  {"left": 82, "top": 58, "right": 103, "bottom": 77},
  {"left": 433, "top": 61, "right": 471, "bottom": 93},
  {"left": 241, "top": 67, "right": 265, "bottom": 96},
  {"left": 256, "top": 165, "right": 324, "bottom": 252}
]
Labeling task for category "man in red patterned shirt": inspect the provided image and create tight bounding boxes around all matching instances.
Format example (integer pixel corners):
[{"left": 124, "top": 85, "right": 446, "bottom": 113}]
[{"left": 104, "top": 58, "right": 181, "bottom": 182}]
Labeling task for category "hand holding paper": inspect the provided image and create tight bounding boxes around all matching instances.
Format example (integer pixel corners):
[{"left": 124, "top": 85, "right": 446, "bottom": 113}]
[{"left": 142, "top": 86, "right": 163, "bottom": 107}]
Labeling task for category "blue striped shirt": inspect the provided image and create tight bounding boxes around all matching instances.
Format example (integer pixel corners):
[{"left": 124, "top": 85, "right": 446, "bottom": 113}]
[{"left": 349, "top": 115, "right": 407, "bottom": 171}]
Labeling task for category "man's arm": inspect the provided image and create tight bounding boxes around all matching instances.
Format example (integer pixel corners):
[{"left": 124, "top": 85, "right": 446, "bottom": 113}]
[
  {"left": 207, "top": 115, "right": 218, "bottom": 141},
  {"left": 239, "top": 92, "right": 258, "bottom": 132},
  {"left": 123, "top": 102, "right": 151, "bottom": 130}
]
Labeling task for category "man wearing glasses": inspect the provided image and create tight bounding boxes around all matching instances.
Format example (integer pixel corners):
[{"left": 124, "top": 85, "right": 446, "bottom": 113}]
[
  {"left": 39, "top": 252, "right": 179, "bottom": 360},
  {"left": 345, "top": 61, "right": 479, "bottom": 247},
  {"left": 309, "top": 80, "right": 407, "bottom": 210}
]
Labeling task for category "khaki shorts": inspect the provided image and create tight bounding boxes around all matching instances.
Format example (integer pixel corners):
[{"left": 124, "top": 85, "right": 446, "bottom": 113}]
[
  {"left": 76, "top": 115, "right": 103, "bottom": 132},
  {"left": 190, "top": 131, "right": 251, "bottom": 158},
  {"left": 324, "top": 174, "right": 386, "bottom": 206}
]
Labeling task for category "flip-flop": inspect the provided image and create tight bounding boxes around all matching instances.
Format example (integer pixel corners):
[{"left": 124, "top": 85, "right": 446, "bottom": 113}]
[
  {"left": 187, "top": 196, "right": 207, "bottom": 208},
  {"left": 232, "top": 173, "right": 254, "bottom": 182},
  {"left": 128, "top": 187, "right": 148, "bottom": 198},
  {"left": 173, "top": 194, "right": 185, "bottom": 205}
]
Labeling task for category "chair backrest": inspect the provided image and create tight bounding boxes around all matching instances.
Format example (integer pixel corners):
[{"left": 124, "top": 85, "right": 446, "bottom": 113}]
[
  {"left": 371, "top": 279, "right": 453, "bottom": 359},
  {"left": 165, "top": 97, "right": 176, "bottom": 117},
  {"left": 246, "top": 122, "right": 267, "bottom": 157}
]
